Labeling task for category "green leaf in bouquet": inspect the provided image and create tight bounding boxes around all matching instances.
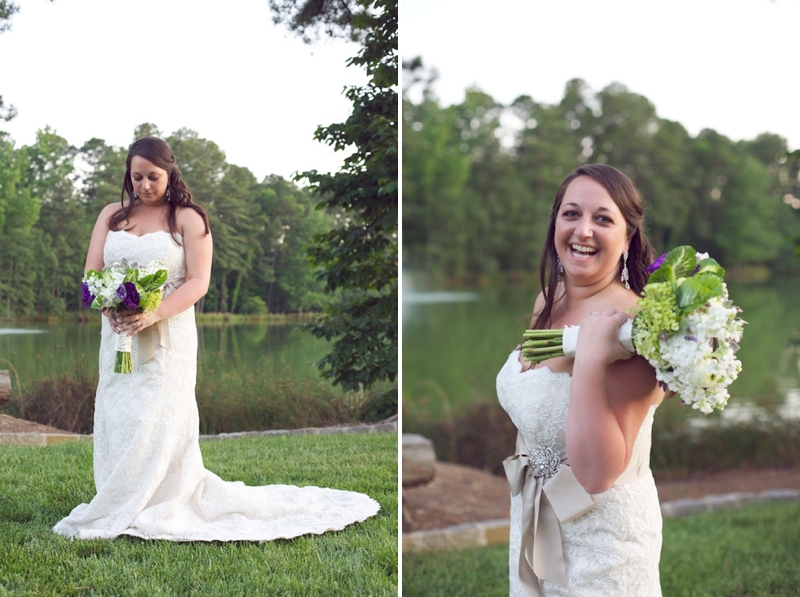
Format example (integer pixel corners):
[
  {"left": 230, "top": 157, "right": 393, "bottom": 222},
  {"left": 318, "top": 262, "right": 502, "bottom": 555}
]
[
  {"left": 663, "top": 246, "right": 697, "bottom": 279},
  {"left": 138, "top": 269, "right": 168, "bottom": 291},
  {"left": 124, "top": 269, "right": 140, "bottom": 284},
  {"left": 695, "top": 257, "right": 725, "bottom": 279},
  {"left": 647, "top": 263, "right": 676, "bottom": 287},
  {"left": 676, "top": 273, "right": 724, "bottom": 313}
]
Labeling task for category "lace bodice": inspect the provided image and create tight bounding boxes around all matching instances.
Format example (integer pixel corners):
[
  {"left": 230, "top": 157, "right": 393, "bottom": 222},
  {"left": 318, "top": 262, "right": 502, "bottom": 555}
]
[
  {"left": 104, "top": 230, "right": 186, "bottom": 294},
  {"left": 497, "top": 350, "right": 662, "bottom": 597}
]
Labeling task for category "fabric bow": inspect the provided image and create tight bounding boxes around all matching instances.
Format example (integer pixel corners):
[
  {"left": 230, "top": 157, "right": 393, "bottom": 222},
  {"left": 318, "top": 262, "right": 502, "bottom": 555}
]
[
  {"left": 136, "top": 319, "right": 171, "bottom": 366},
  {"left": 502, "top": 433, "right": 595, "bottom": 597}
]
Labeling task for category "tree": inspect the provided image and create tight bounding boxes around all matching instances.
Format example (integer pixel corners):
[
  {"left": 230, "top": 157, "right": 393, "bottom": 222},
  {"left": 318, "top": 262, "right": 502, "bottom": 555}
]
[
  {"left": 0, "top": 134, "right": 39, "bottom": 316},
  {"left": 268, "top": 0, "right": 370, "bottom": 42},
  {"left": 273, "top": 0, "right": 397, "bottom": 390},
  {"left": 24, "top": 128, "right": 88, "bottom": 313}
]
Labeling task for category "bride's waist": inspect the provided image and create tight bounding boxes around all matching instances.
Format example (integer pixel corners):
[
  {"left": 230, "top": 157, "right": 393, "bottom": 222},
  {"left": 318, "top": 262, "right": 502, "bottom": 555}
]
[{"left": 516, "top": 433, "right": 652, "bottom": 490}]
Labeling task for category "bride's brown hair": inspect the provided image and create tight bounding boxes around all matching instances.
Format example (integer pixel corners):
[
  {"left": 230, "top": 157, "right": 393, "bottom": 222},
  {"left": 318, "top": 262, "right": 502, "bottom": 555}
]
[
  {"left": 532, "top": 164, "right": 655, "bottom": 330},
  {"left": 109, "top": 136, "right": 210, "bottom": 244}
]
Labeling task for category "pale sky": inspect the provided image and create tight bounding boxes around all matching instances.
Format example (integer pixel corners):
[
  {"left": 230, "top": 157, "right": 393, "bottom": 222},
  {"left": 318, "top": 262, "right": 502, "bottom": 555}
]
[
  {"left": 0, "top": 0, "right": 368, "bottom": 182},
  {"left": 401, "top": 0, "right": 800, "bottom": 151}
]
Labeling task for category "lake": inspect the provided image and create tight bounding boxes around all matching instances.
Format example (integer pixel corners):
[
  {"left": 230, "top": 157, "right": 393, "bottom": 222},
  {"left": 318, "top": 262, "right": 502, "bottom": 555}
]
[
  {"left": 402, "top": 277, "right": 800, "bottom": 430},
  {"left": 0, "top": 318, "right": 331, "bottom": 390}
]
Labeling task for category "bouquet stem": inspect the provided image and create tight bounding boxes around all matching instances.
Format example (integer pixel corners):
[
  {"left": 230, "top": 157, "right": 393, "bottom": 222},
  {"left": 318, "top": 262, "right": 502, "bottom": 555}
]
[
  {"left": 520, "top": 320, "right": 635, "bottom": 365},
  {"left": 114, "top": 332, "right": 133, "bottom": 374}
]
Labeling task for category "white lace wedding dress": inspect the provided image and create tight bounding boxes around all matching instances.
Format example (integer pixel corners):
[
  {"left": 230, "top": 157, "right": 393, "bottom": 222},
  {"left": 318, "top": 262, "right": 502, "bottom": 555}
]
[
  {"left": 497, "top": 349, "right": 661, "bottom": 597},
  {"left": 53, "top": 230, "right": 380, "bottom": 541}
]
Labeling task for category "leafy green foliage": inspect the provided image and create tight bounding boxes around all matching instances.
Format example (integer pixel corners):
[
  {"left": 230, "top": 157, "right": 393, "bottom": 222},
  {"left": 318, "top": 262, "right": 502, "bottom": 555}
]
[
  {"left": 0, "top": 0, "right": 19, "bottom": 34},
  {"left": 662, "top": 245, "right": 697, "bottom": 278},
  {"left": 403, "top": 75, "right": 800, "bottom": 279},
  {"left": 647, "top": 264, "right": 675, "bottom": 287},
  {"left": 276, "top": 0, "right": 397, "bottom": 391},
  {"left": 675, "top": 273, "right": 724, "bottom": 314},
  {"left": 268, "top": 0, "right": 369, "bottom": 42}
]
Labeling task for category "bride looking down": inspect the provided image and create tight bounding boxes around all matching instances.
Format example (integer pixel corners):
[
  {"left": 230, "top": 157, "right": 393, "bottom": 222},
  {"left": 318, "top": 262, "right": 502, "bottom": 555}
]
[{"left": 54, "top": 136, "right": 379, "bottom": 542}]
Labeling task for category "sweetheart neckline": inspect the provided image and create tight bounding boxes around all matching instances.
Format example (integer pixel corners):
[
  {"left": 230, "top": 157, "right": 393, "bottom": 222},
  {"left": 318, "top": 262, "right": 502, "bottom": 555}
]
[
  {"left": 512, "top": 349, "right": 572, "bottom": 379},
  {"left": 111, "top": 229, "right": 182, "bottom": 239}
]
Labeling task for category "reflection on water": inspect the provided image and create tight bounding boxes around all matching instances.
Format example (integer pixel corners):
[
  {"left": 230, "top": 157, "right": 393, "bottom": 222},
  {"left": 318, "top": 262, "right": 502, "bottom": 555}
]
[
  {"left": 403, "top": 278, "right": 800, "bottom": 430},
  {"left": 0, "top": 320, "right": 330, "bottom": 388},
  {"left": 403, "top": 291, "right": 480, "bottom": 304}
]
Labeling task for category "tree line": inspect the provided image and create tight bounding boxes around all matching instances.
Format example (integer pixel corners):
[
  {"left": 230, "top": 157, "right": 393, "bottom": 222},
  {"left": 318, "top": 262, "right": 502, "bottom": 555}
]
[
  {"left": 402, "top": 66, "right": 800, "bottom": 282},
  {"left": 0, "top": 124, "right": 334, "bottom": 318}
]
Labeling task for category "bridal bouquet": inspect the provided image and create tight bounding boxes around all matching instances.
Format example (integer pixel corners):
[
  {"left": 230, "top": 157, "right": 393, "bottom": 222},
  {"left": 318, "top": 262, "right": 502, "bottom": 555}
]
[
  {"left": 522, "top": 246, "right": 745, "bottom": 413},
  {"left": 82, "top": 259, "right": 168, "bottom": 373}
]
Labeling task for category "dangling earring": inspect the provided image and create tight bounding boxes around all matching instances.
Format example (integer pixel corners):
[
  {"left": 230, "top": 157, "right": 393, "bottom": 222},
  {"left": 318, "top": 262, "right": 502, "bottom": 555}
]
[
  {"left": 166, "top": 184, "right": 171, "bottom": 202},
  {"left": 133, "top": 191, "right": 138, "bottom": 199},
  {"left": 557, "top": 257, "right": 564, "bottom": 278},
  {"left": 621, "top": 251, "right": 630, "bottom": 290}
]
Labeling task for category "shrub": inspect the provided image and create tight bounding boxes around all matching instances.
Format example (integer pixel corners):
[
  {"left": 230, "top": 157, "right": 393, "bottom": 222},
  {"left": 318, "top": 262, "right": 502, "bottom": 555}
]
[{"left": 240, "top": 296, "right": 268, "bottom": 315}]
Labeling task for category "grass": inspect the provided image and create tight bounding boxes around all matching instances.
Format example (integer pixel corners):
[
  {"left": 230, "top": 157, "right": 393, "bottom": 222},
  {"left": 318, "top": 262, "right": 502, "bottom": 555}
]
[
  {"left": 402, "top": 501, "right": 800, "bottom": 597},
  {"left": 0, "top": 433, "right": 398, "bottom": 596}
]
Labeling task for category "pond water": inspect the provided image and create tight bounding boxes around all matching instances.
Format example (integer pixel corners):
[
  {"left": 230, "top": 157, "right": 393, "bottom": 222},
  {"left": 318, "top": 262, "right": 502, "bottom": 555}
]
[
  {"left": 0, "top": 318, "right": 331, "bottom": 390},
  {"left": 402, "top": 277, "right": 800, "bottom": 430}
]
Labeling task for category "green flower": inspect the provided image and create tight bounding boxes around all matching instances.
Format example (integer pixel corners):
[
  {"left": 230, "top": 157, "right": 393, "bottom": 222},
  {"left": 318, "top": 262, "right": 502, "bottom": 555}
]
[
  {"left": 632, "top": 282, "right": 681, "bottom": 362},
  {"left": 139, "top": 291, "right": 163, "bottom": 314}
]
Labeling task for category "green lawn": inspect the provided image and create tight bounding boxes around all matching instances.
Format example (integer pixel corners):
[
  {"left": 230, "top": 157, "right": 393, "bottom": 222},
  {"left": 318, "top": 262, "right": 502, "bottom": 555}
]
[
  {"left": 402, "top": 501, "right": 800, "bottom": 597},
  {"left": 0, "top": 433, "right": 397, "bottom": 596}
]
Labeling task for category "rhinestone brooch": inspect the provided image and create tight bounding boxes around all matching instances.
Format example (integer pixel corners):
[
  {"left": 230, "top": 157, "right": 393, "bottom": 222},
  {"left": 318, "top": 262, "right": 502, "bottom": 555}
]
[{"left": 528, "top": 446, "right": 562, "bottom": 479}]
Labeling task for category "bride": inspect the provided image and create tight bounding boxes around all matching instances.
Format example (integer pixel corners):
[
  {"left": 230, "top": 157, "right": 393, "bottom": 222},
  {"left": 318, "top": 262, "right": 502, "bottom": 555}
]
[
  {"left": 497, "top": 164, "right": 665, "bottom": 596},
  {"left": 54, "top": 136, "right": 379, "bottom": 541}
]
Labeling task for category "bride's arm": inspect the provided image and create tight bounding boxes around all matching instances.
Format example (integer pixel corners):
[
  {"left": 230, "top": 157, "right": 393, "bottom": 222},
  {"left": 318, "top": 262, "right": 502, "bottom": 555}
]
[
  {"left": 565, "top": 308, "right": 662, "bottom": 494},
  {"left": 154, "top": 208, "right": 212, "bottom": 319},
  {"left": 84, "top": 204, "right": 118, "bottom": 274}
]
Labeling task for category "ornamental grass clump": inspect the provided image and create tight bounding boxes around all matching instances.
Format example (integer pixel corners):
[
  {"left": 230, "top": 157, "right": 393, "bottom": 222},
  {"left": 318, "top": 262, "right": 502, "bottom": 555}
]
[{"left": 522, "top": 246, "right": 745, "bottom": 414}]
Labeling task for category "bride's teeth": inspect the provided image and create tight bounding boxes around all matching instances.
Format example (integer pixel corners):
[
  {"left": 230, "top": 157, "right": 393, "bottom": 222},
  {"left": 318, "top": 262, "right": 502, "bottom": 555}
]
[{"left": 571, "top": 245, "right": 596, "bottom": 255}]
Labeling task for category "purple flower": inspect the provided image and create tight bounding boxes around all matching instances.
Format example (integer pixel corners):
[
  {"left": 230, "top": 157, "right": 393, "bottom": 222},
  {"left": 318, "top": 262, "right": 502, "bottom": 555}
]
[
  {"left": 81, "top": 282, "right": 95, "bottom": 308},
  {"left": 116, "top": 282, "right": 140, "bottom": 311},
  {"left": 645, "top": 253, "right": 667, "bottom": 276},
  {"left": 684, "top": 334, "right": 698, "bottom": 342}
]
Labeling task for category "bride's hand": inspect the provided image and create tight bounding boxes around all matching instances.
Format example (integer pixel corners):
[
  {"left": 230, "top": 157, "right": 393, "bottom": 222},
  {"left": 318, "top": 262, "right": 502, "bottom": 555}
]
[
  {"left": 575, "top": 308, "right": 634, "bottom": 367},
  {"left": 102, "top": 308, "right": 125, "bottom": 335},
  {"left": 115, "top": 309, "right": 158, "bottom": 336}
]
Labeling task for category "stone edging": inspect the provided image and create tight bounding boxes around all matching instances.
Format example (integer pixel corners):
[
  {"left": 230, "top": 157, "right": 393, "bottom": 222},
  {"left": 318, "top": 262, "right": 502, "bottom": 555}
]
[
  {"left": 0, "top": 420, "right": 397, "bottom": 447},
  {"left": 0, "top": 432, "right": 92, "bottom": 447},
  {"left": 198, "top": 420, "right": 397, "bottom": 441},
  {"left": 402, "top": 488, "right": 800, "bottom": 553}
]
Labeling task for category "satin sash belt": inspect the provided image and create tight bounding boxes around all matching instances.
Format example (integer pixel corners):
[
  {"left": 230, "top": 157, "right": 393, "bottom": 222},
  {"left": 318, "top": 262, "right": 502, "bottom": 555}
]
[
  {"left": 136, "top": 319, "right": 171, "bottom": 366},
  {"left": 502, "top": 433, "right": 595, "bottom": 597}
]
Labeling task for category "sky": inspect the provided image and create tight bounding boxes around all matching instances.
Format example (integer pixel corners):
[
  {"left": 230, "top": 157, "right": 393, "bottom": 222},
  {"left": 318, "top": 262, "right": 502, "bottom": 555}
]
[
  {"left": 401, "top": 0, "right": 800, "bottom": 151},
  {"left": 0, "top": 0, "right": 367, "bottom": 182}
]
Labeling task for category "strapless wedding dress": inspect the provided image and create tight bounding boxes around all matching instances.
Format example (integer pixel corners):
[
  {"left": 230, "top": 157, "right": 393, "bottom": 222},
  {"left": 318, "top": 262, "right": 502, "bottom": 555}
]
[
  {"left": 53, "top": 230, "right": 379, "bottom": 541},
  {"left": 497, "top": 349, "right": 661, "bottom": 596}
]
